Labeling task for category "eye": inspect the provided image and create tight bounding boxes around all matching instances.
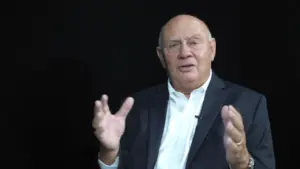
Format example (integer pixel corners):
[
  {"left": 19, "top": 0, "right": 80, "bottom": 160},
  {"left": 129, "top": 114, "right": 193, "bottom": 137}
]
[
  {"left": 189, "top": 41, "right": 198, "bottom": 45},
  {"left": 169, "top": 44, "right": 178, "bottom": 48}
]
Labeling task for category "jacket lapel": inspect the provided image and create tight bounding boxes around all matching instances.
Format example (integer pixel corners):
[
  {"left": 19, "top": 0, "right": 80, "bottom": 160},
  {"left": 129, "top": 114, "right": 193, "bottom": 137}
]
[
  {"left": 185, "top": 73, "right": 228, "bottom": 168},
  {"left": 146, "top": 84, "right": 169, "bottom": 169}
]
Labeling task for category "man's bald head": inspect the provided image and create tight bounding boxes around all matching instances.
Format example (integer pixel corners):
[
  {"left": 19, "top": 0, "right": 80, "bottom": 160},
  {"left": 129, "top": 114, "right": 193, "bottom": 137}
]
[
  {"left": 155, "top": 14, "right": 216, "bottom": 95},
  {"left": 158, "top": 14, "right": 213, "bottom": 48}
]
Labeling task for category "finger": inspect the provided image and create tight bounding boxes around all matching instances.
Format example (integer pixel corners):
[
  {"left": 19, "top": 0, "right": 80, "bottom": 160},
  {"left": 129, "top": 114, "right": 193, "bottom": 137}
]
[
  {"left": 228, "top": 105, "right": 244, "bottom": 132},
  {"left": 225, "top": 121, "right": 243, "bottom": 143},
  {"left": 94, "top": 128, "right": 104, "bottom": 141},
  {"left": 225, "top": 137, "right": 244, "bottom": 165},
  {"left": 101, "top": 94, "right": 111, "bottom": 114},
  {"left": 221, "top": 105, "right": 230, "bottom": 123},
  {"left": 116, "top": 97, "right": 134, "bottom": 118},
  {"left": 224, "top": 134, "right": 240, "bottom": 155},
  {"left": 92, "top": 113, "right": 103, "bottom": 129},
  {"left": 92, "top": 110, "right": 107, "bottom": 129},
  {"left": 92, "top": 117, "right": 100, "bottom": 129},
  {"left": 229, "top": 105, "right": 243, "bottom": 120},
  {"left": 94, "top": 100, "right": 102, "bottom": 115},
  {"left": 92, "top": 101, "right": 104, "bottom": 128}
]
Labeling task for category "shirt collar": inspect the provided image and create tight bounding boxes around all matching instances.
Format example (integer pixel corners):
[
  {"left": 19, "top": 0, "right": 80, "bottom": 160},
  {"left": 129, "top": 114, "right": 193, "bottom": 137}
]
[{"left": 167, "top": 69, "right": 212, "bottom": 96}]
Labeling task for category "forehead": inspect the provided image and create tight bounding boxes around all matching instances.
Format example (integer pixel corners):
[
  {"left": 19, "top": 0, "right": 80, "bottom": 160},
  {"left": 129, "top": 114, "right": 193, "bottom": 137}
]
[{"left": 163, "top": 18, "right": 208, "bottom": 41}]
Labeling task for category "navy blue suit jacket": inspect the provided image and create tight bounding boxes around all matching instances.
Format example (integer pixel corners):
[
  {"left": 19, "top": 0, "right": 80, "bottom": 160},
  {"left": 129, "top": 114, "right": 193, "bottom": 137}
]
[{"left": 117, "top": 72, "right": 275, "bottom": 169}]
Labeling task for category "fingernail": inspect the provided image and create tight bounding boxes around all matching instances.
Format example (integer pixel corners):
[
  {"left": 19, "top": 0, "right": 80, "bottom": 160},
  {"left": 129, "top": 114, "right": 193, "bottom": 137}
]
[
  {"left": 102, "top": 94, "right": 107, "bottom": 100},
  {"left": 221, "top": 105, "right": 229, "bottom": 114},
  {"left": 224, "top": 105, "right": 229, "bottom": 111},
  {"left": 95, "top": 100, "right": 101, "bottom": 106}
]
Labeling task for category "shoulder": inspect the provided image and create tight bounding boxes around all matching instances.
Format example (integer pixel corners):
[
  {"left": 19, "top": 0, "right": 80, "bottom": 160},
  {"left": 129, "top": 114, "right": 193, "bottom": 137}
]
[
  {"left": 124, "top": 83, "right": 167, "bottom": 136},
  {"left": 223, "top": 80, "right": 270, "bottom": 129},
  {"left": 124, "top": 83, "right": 167, "bottom": 121},
  {"left": 130, "top": 83, "right": 167, "bottom": 103},
  {"left": 224, "top": 80, "right": 267, "bottom": 104}
]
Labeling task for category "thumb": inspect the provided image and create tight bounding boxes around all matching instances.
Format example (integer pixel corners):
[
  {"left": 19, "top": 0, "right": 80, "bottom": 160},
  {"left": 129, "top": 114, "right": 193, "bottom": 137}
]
[{"left": 116, "top": 97, "right": 134, "bottom": 118}]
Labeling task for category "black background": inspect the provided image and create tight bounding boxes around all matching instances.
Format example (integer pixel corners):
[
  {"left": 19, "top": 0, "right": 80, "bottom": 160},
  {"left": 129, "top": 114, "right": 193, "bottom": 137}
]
[{"left": 9, "top": 0, "right": 297, "bottom": 168}]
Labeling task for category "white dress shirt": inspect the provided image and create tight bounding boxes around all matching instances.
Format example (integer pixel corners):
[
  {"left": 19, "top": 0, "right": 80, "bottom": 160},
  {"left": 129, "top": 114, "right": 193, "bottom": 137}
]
[{"left": 99, "top": 70, "right": 212, "bottom": 169}]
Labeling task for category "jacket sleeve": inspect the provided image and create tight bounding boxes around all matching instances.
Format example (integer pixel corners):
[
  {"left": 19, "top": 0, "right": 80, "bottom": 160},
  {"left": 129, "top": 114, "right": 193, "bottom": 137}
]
[{"left": 246, "top": 95, "right": 276, "bottom": 169}]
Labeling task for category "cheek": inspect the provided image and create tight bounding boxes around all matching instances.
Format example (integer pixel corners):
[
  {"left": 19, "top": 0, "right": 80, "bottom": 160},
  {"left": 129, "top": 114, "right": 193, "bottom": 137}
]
[
  {"left": 164, "top": 54, "right": 177, "bottom": 67},
  {"left": 194, "top": 52, "right": 212, "bottom": 68},
  {"left": 195, "top": 47, "right": 212, "bottom": 61}
]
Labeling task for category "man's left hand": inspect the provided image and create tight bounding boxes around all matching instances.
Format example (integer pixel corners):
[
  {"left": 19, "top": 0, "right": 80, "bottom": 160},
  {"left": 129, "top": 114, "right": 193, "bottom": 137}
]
[{"left": 221, "top": 105, "right": 250, "bottom": 169}]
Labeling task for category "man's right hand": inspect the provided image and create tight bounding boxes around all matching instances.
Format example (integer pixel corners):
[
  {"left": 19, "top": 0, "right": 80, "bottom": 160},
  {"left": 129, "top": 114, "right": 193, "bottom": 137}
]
[{"left": 92, "top": 94, "right": 134, "bottom": 164}]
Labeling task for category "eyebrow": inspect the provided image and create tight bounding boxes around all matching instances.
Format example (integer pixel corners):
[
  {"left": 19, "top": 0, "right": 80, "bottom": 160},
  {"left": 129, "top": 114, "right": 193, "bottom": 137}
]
[
  {"left": 189, "top": 35, "right": 203, "bottom": 39},
  {"left": 168, "top": 34, "right": 203, "bottom": 42}
]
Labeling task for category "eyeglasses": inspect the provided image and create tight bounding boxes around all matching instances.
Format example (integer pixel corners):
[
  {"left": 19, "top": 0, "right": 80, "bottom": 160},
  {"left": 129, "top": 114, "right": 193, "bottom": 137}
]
[{"left": 164, "top": 37, "right": 204, "bottom": 54}]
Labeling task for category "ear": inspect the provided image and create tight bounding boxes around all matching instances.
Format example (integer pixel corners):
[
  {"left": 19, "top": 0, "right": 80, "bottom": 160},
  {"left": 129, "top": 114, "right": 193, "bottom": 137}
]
[
  {"left": 156, "top": 47, "right": 166, "bottom": 68},
  {"left": 209, "top": 38, "right": 216, "bottom": 61}
]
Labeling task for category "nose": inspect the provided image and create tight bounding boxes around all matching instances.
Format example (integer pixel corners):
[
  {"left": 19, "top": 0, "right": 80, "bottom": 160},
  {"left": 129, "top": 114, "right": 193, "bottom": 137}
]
[{"left": 178, "top": 43, "right": 192, "bottom": 59}]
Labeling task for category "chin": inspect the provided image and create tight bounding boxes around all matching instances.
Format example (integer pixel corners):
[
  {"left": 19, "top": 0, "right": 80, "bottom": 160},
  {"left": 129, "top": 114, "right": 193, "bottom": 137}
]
[{"left": 181, "top": 73, "right": 199, "bottom": 82}]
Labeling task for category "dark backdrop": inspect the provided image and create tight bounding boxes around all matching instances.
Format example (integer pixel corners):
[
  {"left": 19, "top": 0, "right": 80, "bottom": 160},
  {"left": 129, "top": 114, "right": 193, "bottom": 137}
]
[{"left": 10, "top": 0, "right": 296, "bottom": 169}]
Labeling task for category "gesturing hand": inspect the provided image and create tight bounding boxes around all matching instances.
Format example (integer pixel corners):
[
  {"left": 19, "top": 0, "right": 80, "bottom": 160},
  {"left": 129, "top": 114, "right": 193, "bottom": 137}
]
[
  {"left": 221, "top": 105, "right": 250, "bottom": 169},
  {"left": 92, "top": 94, "right": 134, "bottom": 152}
]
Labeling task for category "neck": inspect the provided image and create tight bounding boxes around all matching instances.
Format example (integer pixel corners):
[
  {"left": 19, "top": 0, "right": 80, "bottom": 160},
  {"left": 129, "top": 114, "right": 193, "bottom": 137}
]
[{"left": 170, "top": 76, "right": 209, "bottom": 97}]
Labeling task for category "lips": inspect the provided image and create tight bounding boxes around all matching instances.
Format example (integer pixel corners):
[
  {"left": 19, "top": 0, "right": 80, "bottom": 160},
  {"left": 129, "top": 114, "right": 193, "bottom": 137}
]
[
  {"left": 178, "top": 64, "right": 195, "bottom": 72},
  {"left": 179, "top": 64, "right": 194, "bottom": 68}
]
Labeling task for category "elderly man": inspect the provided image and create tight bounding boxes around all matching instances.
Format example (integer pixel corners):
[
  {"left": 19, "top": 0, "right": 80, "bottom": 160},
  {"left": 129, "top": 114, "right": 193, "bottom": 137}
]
[{"left": 92, "top": 14, "right": 275, "bottom": 169}]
